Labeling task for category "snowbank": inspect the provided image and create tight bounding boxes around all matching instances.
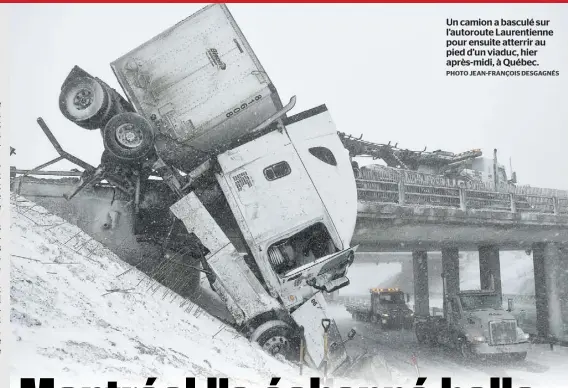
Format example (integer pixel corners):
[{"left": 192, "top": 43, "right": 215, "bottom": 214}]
[{"left": 9, "top": 195, "right": 304, "bottom": 387}]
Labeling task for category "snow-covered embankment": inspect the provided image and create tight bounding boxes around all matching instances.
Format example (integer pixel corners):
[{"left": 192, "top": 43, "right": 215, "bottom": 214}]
[{"left": 10, "top": 195, "right": 307, "bottom": 387}]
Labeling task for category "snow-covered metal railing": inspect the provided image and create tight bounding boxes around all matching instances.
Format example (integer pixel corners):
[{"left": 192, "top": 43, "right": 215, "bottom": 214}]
[{"left": 357, "top": 165, "right": 568, "bottom": 215}]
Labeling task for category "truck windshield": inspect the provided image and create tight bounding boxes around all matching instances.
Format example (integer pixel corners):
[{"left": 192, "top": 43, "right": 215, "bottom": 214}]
[
  {"left": 459, "top": 294, "right": 501, "bottom": 310},
  {"left": 378, "top": 292, "right": 405, "bottom": 304}
]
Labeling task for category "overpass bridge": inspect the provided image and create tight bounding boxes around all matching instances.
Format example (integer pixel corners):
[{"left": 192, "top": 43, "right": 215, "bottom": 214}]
[
  {"left": 350, "top": 166, "right": 568, "bottom": 343},
  {"left": 10, "top": 164, "right": 568, "bottom": 343},
  {"left": 353, "top": 167, "right": 568, "bottom": 252}
]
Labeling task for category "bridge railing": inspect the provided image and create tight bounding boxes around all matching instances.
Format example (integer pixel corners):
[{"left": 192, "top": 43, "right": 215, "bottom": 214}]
[{"left": 357, "top": 166, "right": 568, "bottom": 215}]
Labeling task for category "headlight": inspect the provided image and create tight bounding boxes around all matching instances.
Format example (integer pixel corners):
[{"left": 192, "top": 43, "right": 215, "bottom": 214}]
[
  {"left": 471, "top": 335, "right": 486, "bottom": 343},
  {"left": 382, "top": 313, "right": 389, "bottom": 317},
  {"left": 516, "top": 327, "right": 530, "bottom": 341}
]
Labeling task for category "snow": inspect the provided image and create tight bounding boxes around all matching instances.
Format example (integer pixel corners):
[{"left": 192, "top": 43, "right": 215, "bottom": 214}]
[{"left": 9, "top": 195, "right": 307, "bottom": 387}]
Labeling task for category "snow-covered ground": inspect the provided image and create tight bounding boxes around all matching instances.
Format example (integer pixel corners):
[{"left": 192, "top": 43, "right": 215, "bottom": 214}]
[{"left": 9, "top": 196, "right": 311, "bottom": 387}]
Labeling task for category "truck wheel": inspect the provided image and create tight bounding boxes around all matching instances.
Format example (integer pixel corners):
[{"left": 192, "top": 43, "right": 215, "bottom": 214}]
[
  {"left": 511, "top": 352, "right": 527, "bottom": 361},
  {"left": 59, "top": 76, "right": 110, "bottom": 129},
  {"left": 416, "top": 330, "right": 427, "bottom": 345},
  {"left": 250, "top": 320, "right": 293, "bottom": 359},
  {"left": 103, "top": 112, "right": 155, "bottom": 162}
]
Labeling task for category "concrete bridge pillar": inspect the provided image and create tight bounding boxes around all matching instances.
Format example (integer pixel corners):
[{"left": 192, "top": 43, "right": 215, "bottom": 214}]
[
  {"left": 479, "top": 245, "right": 502, "bottom": 306},
  {"left": 560, "top": 246, "right": 568, "bottom": 336},
  {"left": 442, "top": 247, "right": 460, "bottom": 313},
  {"left": 412, "top": 250, "right": 429, "bottom": 316},
  {"left": 532, "top": 242, "right": 567, "bottom": 339},
  {"left": 400, "top": 259, "right": 414, "bottom": 294}
]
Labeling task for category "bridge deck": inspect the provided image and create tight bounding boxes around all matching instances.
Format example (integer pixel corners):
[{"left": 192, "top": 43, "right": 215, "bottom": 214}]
[{"left": 352, "top": 167, "right": 568, "bottom": 251}]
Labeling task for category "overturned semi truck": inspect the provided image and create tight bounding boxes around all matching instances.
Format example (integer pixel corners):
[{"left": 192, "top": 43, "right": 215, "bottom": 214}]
[{"left": 14, "top": 3, "right": 371, "bottom": 376}]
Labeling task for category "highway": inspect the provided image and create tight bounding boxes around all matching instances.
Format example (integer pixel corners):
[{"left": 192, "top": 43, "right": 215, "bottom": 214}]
[{"left": 328, "top": 304, "right": 568, "bottom": 387}]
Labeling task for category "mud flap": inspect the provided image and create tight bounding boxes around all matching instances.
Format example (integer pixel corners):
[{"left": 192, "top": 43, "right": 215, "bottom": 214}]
[
  {"left": 170, "top": 192, "right": 280, "bottom": 325},
  {"left": 291, "top": 292, "right": 349, "bottom": 373}
]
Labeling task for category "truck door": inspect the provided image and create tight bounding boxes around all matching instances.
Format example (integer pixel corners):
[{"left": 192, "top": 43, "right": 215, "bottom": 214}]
[
  {"left": 216, "top": 130, "right": 333, "bottom": 249},
  {"left": 170, "top": 192, "right": 282, "bottom": 324}
]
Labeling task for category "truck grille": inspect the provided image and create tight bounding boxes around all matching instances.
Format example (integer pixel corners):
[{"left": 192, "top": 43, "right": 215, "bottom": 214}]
[{"left": 489, "top": 320, "right": 517, "bottom": 345}]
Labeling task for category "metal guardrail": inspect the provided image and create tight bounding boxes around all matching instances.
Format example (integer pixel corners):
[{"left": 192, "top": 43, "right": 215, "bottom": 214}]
[
  {"left": 356, "top": 166, "right": 568, "bottom": 215},
  {"left": 10, "top": 163, "right": 568, "bottom": 216}
]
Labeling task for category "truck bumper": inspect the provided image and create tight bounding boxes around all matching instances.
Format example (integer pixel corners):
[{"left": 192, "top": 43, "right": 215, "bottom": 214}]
[{"left": 471, "top": 341, "right": 530, "bottom": 355}]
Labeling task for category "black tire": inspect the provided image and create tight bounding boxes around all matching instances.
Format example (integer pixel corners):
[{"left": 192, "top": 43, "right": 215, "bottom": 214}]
[
  {"left": 59, "top": 76, "right": 110, "bottom": 129},
  {"left": 103, "top": 112, "right": 155, "bottom": 162},
  {"left": 416, "top": 329, "right": 427, "bottom": 345},
  {"left": 250, "top": 320, "right": 294, "bottom": 359}
]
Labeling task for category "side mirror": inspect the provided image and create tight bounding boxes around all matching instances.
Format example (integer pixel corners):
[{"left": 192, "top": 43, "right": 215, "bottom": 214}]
[
  {"left": 507, "top": 298, "right": 514, "bottom": 312},
  {"left": 323, "top": 277, "right": 350, "bottom": 293}
]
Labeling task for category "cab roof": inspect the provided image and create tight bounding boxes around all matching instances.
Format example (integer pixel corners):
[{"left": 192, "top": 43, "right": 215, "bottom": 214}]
[
  {"left": 458, "top": 289, "right": 498, "bottom": 296},
  {"left": 370, "top": 287, "right": 401, "bottom": 294}
]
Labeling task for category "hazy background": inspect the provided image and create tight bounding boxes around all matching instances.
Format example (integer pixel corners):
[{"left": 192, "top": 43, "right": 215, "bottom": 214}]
[{"left": 5, "top": 4, "right": 568, "bottom": 189}]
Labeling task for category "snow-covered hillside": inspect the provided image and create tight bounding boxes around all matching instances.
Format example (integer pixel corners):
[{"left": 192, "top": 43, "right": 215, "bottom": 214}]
[{"left": 9, "top": 195, "right": 308, "bottom": 386}]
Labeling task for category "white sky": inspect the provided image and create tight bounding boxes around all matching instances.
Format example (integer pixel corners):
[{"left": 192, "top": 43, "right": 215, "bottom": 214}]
[{"left": 5, "top": 3, "right": 568, "bottom": 190}]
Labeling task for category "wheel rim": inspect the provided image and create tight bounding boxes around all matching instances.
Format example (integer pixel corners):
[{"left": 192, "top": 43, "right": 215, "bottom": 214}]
[
  {"left": 62, "top": 78, "right": 105, "bottom": 122},
  {"left": 73, "top": 88, "right": 94, "bottom": 110},
  {"left": 262, "top": 335, "right": 289, "bottom": 355},
  {"left": 115, "top": 123, "right": 144, "bottom": 149}
]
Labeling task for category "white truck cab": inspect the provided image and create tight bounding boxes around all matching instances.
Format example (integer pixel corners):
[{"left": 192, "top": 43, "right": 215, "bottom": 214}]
[
  {"left": 447, "top": 290, "right": 530, "bottom": 358},
  {"left": 171, "top": 104, "right": 359, "bottom": 374},
  {"left": 415, "top": 288, "right": 530, "bottom": 360}
]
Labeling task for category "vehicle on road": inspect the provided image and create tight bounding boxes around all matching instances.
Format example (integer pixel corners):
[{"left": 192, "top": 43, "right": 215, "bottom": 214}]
[
  {"left": 414, "top": 275, "right": 530, "bottom": 360},
  {"left": 345, "top": 288, "right": 414, "bottom": 330}
]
